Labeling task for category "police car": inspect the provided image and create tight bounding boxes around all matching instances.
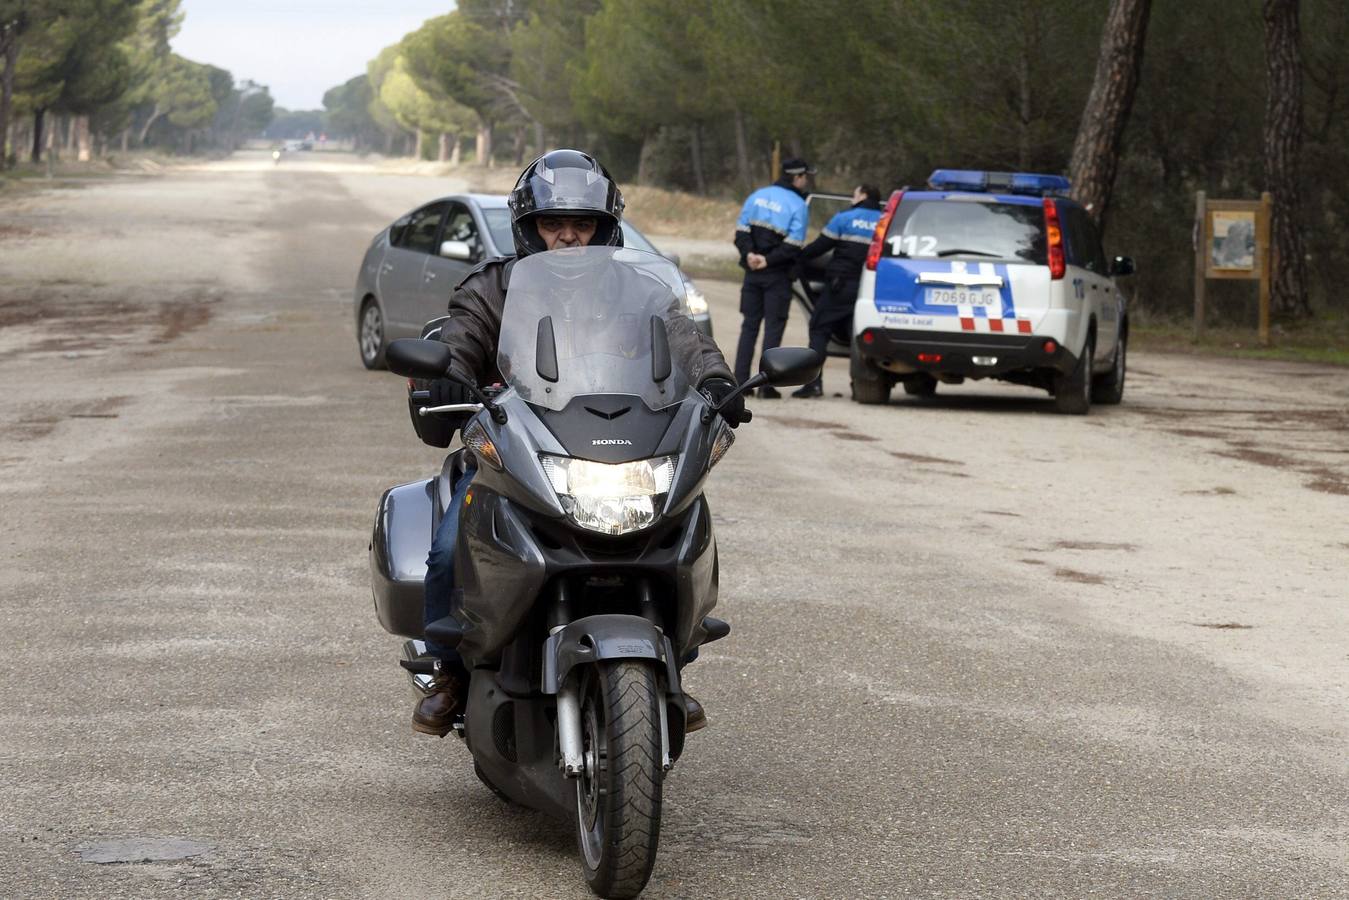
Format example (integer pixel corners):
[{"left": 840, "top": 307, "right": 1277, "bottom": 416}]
[{"left": 851, "top": 170, "right": 1134, "bottom": 414}]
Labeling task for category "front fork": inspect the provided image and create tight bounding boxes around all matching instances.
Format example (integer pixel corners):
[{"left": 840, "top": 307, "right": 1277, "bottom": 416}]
[{"left": 549, "top": 578, "right": 675, "bottom": 779}]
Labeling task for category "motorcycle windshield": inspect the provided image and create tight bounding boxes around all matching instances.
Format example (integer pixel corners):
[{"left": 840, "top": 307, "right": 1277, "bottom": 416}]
[{"left": 498, "top": 246, "right": 699, "bottom": 412}]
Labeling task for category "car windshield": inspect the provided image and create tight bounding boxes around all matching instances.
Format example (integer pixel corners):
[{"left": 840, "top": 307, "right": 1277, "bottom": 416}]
[
  {"left": 482, "top": 208, "right": 515, "bottom": 254},
  {"left": 885, "top": 198, "right": 1047, "bottom": 264},
  {"left": 497, "top": 246, "right": 699, "bottom": 412}
]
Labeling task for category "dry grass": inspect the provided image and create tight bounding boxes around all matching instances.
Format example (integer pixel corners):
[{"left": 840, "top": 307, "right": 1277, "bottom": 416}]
[{"left": 1132, "top": 308, "right": 1349, "bottom": 367}]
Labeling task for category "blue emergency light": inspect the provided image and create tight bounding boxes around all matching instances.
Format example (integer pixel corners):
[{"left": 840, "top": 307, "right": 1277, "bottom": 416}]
[{"left": 928, "top": 169, "right": 1071, "bottom": 197}]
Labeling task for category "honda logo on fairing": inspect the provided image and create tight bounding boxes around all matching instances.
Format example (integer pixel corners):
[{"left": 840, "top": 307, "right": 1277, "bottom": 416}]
[{"left": 592, "top": 439, "right": 633, "bottom": 446}]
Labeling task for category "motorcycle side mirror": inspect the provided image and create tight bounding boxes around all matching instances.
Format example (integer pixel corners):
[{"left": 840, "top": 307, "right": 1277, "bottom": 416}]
[
  {"left": 386, "top": 338, "right": 453, "bottom": 380},
  {"left": 759, "top": 347, "right": 824, "bottom": 387}
]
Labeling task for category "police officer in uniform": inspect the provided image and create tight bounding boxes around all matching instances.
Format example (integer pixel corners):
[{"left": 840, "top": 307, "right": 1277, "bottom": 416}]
[
  {"left": 733, "top": 158, "right": 813, "bottom": 398},
  {"left": 791, "top": 184, "right": 883, "bottom": 398}
]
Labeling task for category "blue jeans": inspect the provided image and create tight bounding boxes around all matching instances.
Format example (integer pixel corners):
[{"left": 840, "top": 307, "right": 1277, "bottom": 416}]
[{"left": 424, "top": 464, "right": 475, "bottom": 670}]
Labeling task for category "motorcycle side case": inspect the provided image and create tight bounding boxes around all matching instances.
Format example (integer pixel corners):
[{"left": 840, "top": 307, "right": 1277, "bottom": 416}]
[{"left": 370, "top": 478, "right": 435, "bottom": 639}]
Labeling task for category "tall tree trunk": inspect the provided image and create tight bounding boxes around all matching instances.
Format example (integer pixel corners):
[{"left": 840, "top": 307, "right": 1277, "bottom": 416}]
[
  {"left": 476, "top": 122, "right": 487, "bottom": 164},
  {"left": 690, "top": 123, "right": 707, "bottom": 195},
  {"left": 512, "top": 126, "right": 526, "bottom": 165},
  {"left": 120, "top": 126, "right": 129, "bottom": 153},
  {"left": 413, "top": 129, "right": 424, "bottom": 159},
  {"left": 1068, "top": 0, "right": 1152, "bottom": 231},
  {"left": 635, "top": 135, "right": 650, "bottom": 185},
  {"left": 1, "top": 35, "right": 16, "bottom": 169},
  {"left": 138, "top": 105, "right": 165, "bottom": 144},
  {"left": 533, "top": 121, "right": 544, "bottom": 157},
  {"left": 733, "top": 105, "right": 753, "bottom": 192},
  {"left": 65, "top": 114, "right": 76, "bottom": 153},
  {"left": 75, "top": 116, "right": 91, "bottom": 161},
  {"left": 479, "top": 121, "right": 494, "bottom": 167},
  {"left": 1017, "top": 27, "right": 1033, "bottom": 169},
  {"left": 449, "top": 137, "right": 461, "bottom": 166},
  {"left": 1263, "top": 0, "right": 1310, "bottom": 318},
  {"left": 31, "top": 107, "right": 44, "bottom": 162},
  {"left": 437, "top": 132, "right": 449, "bottom": 162}
]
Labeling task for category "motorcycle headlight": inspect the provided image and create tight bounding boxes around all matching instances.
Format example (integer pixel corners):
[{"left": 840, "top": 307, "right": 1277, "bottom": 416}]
[{"left": 539, "top": 455, "right": 678, "bottom": 535}]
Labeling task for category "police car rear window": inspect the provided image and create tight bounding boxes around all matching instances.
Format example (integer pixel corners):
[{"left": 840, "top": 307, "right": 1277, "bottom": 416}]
[{"left": 883, "top": 198, "right": 1046, "bottom": 264}]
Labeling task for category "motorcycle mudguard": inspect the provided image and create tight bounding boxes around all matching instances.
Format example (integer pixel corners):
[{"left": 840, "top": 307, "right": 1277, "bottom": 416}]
[
  {"left": 370, "top": 479, "right": 434, "bottom": 638},
  {"left": 542, "top": 614, "right": 681, "bottom": 696}
]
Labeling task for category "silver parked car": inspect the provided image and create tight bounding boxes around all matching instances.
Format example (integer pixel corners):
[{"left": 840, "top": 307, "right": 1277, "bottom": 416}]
[{"left": 354, "top": 193, "right": 713, "bottom": 369}]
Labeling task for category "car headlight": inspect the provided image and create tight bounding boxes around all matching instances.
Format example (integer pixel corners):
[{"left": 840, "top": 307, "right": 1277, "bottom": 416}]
[
  {"left": 540, "top": 455, "right": 677, "bottom": 535},
  {"left": 685, "top": 283, "right": 709, "bottom": 316}
]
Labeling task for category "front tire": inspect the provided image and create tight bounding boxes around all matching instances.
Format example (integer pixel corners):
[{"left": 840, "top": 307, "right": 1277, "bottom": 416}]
[
  {"left": 1091, "top": 332, "right": 1126, "bottom": 405},
  {"left": 576, "top": 661, "right": 662, "bottom": 899},
  {"left": 358, "top": 298, "right": 387, "bottom": 370},
  {"left": 902, "top": 374, "right": 938, "bottom": 398}
]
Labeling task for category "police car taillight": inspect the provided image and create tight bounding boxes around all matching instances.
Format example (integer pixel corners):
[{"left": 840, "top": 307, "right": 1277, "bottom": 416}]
[
  {"left": 1043, "top": 198, "right": 1065, "bottom": 280},
  {"left": 865, "top": 190, "right": 903, "bottom": 271}
]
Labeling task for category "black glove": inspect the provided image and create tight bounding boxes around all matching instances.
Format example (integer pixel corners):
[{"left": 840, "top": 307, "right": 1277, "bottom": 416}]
[
  {"left": 408, "top": 378, "right": 473, "bottom": 449},
  {"left": 700, "top": 377, "right": 751, "bottom": 428},
  {"left": 428, "top": 377, "right": 474, "bottom": 407}
]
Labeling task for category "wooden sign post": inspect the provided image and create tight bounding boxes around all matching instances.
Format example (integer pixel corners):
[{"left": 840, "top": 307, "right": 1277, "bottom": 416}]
[{"left": 1192, "top": 192, "right": 1273, "bottom": 346}]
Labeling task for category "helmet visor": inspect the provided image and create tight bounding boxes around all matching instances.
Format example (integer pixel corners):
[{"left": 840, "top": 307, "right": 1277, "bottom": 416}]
[{"left": 516, "top": 166, "right": 620, "bottom": 218}]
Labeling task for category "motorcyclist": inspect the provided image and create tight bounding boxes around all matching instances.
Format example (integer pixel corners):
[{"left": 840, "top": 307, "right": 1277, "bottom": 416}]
[{"left": 413, "top": 149, "right": 748, "bottom": 737}]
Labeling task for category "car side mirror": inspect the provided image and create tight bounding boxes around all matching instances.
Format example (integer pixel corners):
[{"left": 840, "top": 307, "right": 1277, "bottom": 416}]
[
  {"left": 664, "top": 251, "right": 682, "bottom": 268},
  {"left": 386, "top": 339, "right": 453, "bottom": 380},
  {"left": 1111, "top": 255, "right": 1136, "bottom": 277},
  {"left": 759, "top": 347, "right": 823, "bottom": 387},
  {"left": 440, "top": 240, "right": 474, "bottom": 261}
]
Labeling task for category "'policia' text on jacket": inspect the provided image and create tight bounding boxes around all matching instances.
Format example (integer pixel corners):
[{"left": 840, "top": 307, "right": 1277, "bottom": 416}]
[
  {"left": 734, "top": 179, "right": 808, "bottom": 278},
  {"left": 800, "top": 199, "right": 883, "bottom": 283}
]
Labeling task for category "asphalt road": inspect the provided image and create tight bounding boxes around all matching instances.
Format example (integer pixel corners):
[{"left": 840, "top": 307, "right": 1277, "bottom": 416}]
[{"left": 1, "top": 153, "right": 1346, "bottom": 898}]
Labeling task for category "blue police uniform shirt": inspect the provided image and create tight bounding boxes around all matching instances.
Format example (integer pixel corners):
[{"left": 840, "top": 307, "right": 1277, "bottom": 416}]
[
  {"left": 736, "top": 185, "right": 808, "bottom": 247},
  {"left": 821, "top": 206, "right": 882, "bottom": 244}
]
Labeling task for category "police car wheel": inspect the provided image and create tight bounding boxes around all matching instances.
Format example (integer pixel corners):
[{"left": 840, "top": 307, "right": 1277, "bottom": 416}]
[
  {"left": 851, "top": 377, "right": 890, "bottom": 404},
  {"left": 902, "top": 374, "right": 938, "bottom": 398},
  {"left": 850, "top": 341, "right": 891, "bottom": 404},
  {"left": 1091, "top": 333, "right": 1126, "bottom": 405},
  {"left": 1053, "top": 337, "right": 1093, "bottom": 415}
]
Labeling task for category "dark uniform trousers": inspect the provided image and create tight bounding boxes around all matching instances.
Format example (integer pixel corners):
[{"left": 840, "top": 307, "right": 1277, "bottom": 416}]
[
  {"left": 734, "top": 273, "right": 794, "bottom": 384},
  {"left": 805, "top": 276, "right": 861, "bottom": 389}
]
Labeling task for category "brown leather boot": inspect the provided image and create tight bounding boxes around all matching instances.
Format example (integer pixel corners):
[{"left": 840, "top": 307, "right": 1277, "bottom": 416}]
[
  {"left": 412, "top": 671, "right": 466, "bottom": 737},
  {"left": 684, "top": 693, "right": 707, "bottom": 732}
]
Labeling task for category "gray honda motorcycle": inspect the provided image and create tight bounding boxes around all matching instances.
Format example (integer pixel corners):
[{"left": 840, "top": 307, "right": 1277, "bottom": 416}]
[{"left": 369, "top": 246, "right": 820, "bottom": 898}]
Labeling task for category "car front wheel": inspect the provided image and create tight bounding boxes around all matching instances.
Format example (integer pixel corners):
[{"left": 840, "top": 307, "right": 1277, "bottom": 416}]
[
  {"left": 1091, "top": 333, "right": 1126, "bottom": 405},
  {"left": 358, "top": 298, "right": 387, "bottom": 370}
]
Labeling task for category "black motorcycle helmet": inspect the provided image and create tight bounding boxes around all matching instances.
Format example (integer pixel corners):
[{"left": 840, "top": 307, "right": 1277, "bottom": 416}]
[{"left": 507, "top": 149, "right": 625, "bottom": 256}]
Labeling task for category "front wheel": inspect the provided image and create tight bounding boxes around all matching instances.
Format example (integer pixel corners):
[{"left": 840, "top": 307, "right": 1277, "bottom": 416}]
[
  {"left": 1091, "top": 332, "right": 1126, "bottom": 405},
  {"left": 576, "top": 660, "right": 663, "bottom": 899}
]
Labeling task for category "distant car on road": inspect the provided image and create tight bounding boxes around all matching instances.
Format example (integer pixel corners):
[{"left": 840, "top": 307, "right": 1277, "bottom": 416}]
[
  {"left": 354, "top": 194, "right": 713, "bottom": 369},
  {"left": 851, "top": 169, "right": 1134, "bottom": 414}
]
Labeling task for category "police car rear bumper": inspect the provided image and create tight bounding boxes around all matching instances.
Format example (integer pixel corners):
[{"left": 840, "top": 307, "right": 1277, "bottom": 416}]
[{"left": 855, "top": 327, "right": 1077, "bottom": 377}]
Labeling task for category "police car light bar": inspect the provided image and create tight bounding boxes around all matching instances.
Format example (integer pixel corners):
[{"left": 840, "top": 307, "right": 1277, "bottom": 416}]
[{"left": 928, "top": 169, "right": 1071, "bottom": 197}]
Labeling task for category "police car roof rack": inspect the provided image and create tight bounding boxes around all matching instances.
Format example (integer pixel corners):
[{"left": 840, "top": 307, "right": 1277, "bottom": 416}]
[{"left": 928, "top": 169, "right": 1071, "bottom": 197}]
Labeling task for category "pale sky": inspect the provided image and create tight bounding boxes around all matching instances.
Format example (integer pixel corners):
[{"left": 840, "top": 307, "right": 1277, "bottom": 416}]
[{"left": 172, "top": 0, "right": 455, "bottom": 110}]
